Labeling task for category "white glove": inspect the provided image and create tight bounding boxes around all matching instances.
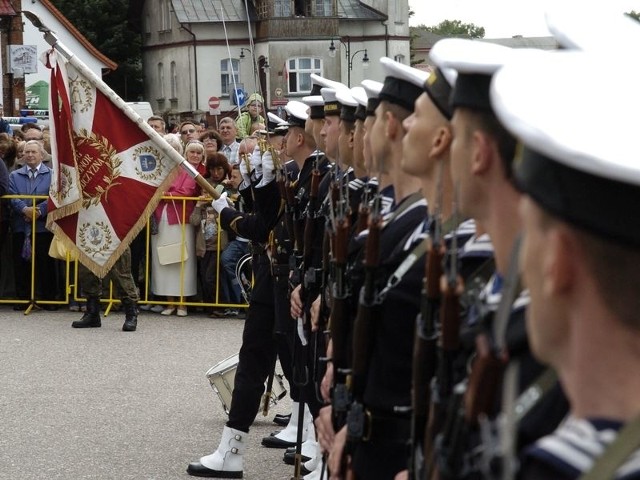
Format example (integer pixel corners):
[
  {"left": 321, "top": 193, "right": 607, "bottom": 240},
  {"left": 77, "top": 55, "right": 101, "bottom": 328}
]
[
  {"left": 211, "top": 192, "right": 230, "bottom": 214},
  {"left": 261, "top": 151, "right": 275, "bottom": 184},
  {"left": 249, "top": 145, "right": 263, "bottom": 177},
  {"left": 239, "top": 158, "right": 251, "bottom": 185}
]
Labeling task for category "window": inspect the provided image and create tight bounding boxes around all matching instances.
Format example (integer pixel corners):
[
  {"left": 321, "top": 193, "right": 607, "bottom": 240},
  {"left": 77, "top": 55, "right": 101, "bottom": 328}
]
[
  {"left": 170, "top": 62, "right": 178, "bottom": 99},
  {"left": 160, "top": 0, "right": 171, "bottom": 31},
  {"left": 287, "top": 57, "right": 322, "bottom": 94},
  {"left": 315, "top": 0, "right": 332, "bottom": 16},
  {"left": 157, "top": 63, "right": 165, "bottom": 98},
  {"left": 144, "top": 14, "right": 151, "bottom": 35},
  {"left": 274, "top": 0, "right": 291, "bottom": 17},
  {"left": 221, "top": 59, "right": 240, "bottom": 96}
]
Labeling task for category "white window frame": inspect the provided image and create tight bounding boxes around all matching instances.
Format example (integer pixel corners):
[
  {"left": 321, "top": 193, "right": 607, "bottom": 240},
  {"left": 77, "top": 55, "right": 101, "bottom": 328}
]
[
  {"left": 221, "top": 59, "right": 240, "bottom": 96},
  {"left": 274, "top": 0, "right": 291, "bottom": 17},
  {"left": 160, "top": 0, "right": 172, "bottom": 32},
  {"left": 287, "top": 57, "right": 323, "bottom": 94}
]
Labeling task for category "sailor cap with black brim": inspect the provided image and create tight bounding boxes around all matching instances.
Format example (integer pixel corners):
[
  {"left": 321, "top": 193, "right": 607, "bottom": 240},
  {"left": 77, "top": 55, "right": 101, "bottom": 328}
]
[
  {"left": 351, "top": 86, "right": 368, "bottom": 121},
  {"left": 361, "top": 80, "right": 383, "bottom": 116},
  {"left": 310, "top": 74, "right": 347, "bottom": 92},
  {"left": 283, "top": 100, "right": 308, "bottom": 129},
  {"left": 335, "top": 88, "right": 358, "bottom": 123},
  {"left": 546, "top": 5, "right": 640, "bottom": 51},
  {"left": 423, "top": 67, "right": 457, "bottom": 120},
  {"left": 379, "top": 57, "right": 427, "bottom": 112},
  {"left": 491, "top": 51, "right": 640, "bottom": 246},
  {"left": 267, "top": 111, "right": 288, "bottom": 136},
  {"left": 301, "top": 95, "right": 324, "bottom": 120},
  {"left": 321, "top": 87, "right": 341, "bottom": 117},
  {"left": 430, "top": 38, "right": 516, "bottom": 112}
]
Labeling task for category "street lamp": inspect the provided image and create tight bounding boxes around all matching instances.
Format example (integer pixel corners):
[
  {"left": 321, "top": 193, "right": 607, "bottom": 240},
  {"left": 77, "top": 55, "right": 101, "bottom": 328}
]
[
  {"left": 239, "top": 48, "right": 251, "bottom": 59},
  {"left": 328, "top": 37, "right": 370, "bottom": 87}
]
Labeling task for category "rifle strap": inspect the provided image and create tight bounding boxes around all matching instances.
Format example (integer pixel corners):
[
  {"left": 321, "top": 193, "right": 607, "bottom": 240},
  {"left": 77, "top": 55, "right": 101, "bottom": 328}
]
[
  {"left": 377, "top": 213, "right": 459, "bottom": 302},
  {"left": 514, "top": 367, "right": 557, "bottom": 423},
  {"left": 382, "top": 191, "right": 424, "bottom": 227},
  {"left": 579, "top": 413, "right": 640, "bottom": 480},
  {"left": 377, "top": 237, "right": 428, "bottom": 302}
]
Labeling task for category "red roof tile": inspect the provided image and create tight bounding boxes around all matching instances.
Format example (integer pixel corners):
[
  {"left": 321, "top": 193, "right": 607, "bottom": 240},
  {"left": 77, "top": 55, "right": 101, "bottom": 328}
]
[{"left": 0, "top": 0, "right": 17, "bottom": 16}]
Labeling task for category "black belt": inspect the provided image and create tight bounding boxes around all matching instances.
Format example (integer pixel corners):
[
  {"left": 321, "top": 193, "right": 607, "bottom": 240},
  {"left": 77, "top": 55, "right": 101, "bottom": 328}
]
[{"left": 363, "top": 411, "right": 411, "bottom": 444}]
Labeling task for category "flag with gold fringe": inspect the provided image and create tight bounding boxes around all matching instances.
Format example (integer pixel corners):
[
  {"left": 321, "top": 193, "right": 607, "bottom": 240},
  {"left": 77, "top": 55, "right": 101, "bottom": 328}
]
[{"left": 44, "top": 48, "right": 180, "bottom": 277}]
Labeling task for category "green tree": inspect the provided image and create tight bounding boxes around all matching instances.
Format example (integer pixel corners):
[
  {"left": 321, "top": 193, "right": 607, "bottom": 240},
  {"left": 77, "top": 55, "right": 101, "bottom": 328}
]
[
  {"left": 626, "top": 10, "right": 640, "bottom": 22},
  {"left": 419, "top": 19, "right": 485, "bottom": 39},
  {"left": 53, "top": 0, "right": 143, "bottom": 100}
]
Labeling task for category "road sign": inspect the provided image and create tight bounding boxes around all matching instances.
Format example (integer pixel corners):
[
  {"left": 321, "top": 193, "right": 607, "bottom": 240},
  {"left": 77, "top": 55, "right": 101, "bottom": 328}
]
[
  {"left": 208, "top": 96, "right": 220, "bottom": 109},
  {"left": 232, "top": 88, "right": 246, "bottom": 106}
]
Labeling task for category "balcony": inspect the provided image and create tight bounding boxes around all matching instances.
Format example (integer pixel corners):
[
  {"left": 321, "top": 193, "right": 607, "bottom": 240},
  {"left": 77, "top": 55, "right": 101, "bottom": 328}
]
[{"left": 256, "top": 17, "right": 339, "bottom": 40}]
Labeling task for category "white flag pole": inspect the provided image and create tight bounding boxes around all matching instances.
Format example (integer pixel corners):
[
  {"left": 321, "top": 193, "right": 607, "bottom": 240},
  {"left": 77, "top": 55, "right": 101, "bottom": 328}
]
[{"left": 23, "top": 10, "right": 220, "bottom": 200}]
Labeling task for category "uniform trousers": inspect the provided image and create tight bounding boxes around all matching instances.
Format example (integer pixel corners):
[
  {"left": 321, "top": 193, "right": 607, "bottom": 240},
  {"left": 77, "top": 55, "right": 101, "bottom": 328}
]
[
  {"left": 226, "top": 255, "right": 316, "bottom": 432},
  {"left": 78, "top": 248, "right": 139, "bottom": 301}
]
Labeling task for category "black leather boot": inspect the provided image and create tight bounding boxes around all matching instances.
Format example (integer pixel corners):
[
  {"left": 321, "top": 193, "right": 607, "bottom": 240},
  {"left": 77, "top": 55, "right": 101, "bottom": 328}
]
[
  {"left": 121, "top": 298, "right": 138, "bottom": 332},
  {"left": 71, "top": 296, "right": 101, "bottom": 328}
]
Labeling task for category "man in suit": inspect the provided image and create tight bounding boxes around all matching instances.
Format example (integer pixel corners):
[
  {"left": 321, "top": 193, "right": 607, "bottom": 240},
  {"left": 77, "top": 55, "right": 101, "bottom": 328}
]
[{"left": 8, "top": 140, "right": 56, "bottom": 310}]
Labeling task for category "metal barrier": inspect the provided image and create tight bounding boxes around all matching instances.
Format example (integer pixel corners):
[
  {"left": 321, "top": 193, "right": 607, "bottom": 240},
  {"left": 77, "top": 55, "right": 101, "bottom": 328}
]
[{"left": 0, "top": 193, "right": 250, "bottom": 315}]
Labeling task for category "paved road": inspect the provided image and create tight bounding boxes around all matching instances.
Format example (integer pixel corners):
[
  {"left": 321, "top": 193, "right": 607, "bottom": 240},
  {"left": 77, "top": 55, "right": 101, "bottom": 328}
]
[{"left": 0, "top": 306, "right": 295, "bottom": 480}]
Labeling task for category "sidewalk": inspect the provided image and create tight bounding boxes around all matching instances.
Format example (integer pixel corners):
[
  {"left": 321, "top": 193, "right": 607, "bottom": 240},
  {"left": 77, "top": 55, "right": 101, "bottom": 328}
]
[{"left": 0, "top": 307, "right": 295, "bottom": 479}]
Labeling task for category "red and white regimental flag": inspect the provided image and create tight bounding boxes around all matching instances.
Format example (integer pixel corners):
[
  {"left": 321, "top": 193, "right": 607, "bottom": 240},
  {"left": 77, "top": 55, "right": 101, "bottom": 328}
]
[{"left": 44, "top": 48, "right": 180, "bottom": 277}]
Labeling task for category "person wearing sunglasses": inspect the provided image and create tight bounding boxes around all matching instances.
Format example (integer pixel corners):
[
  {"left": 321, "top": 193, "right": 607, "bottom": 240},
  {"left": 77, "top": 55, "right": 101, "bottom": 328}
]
[{"left": 178, "top": 120, "right": 199, "bottom": 145}]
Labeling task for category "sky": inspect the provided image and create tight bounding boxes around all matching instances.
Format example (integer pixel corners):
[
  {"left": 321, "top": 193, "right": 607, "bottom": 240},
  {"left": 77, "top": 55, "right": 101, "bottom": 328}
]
[{"left": 408, "top": 0, "right": 640, "bottom": 38}]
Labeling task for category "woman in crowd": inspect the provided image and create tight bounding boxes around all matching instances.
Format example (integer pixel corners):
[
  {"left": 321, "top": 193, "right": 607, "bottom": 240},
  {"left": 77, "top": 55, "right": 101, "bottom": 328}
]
[
  {"left": 150, "top": 139, "right": 201, "bottom": 316},
  {"left": 199, "top": 129, "right": 224, "bottom": 158},
  {"left": 190, "top": 152, "right": 232, "bottom": 317}
]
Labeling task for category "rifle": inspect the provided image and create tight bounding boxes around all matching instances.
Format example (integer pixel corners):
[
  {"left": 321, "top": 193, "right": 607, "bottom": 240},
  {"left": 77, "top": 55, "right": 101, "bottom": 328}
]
[
  {"left": 354, "top": 177, "right": 375, "bottom": 235},
  {"left": 408, "top": 168, "right": 446, "bottom": 480},
  {"left": 434, "top": 237, "right": 522, "bottom": 480},
  {"left": 345, "top": 183, "right": 383, "bottom": 461},
  {"left": 329, "top": 163, "right": 353, "bottom": 431},
  {"left": 291, "top": 154, "right": 323, "bottom": 480}
]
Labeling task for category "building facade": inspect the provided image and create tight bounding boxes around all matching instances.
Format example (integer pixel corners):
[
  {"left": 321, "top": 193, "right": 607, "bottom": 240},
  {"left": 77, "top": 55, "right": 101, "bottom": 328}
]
[{"left": 141, "top": 0, "right": 410, "bottom": 125}]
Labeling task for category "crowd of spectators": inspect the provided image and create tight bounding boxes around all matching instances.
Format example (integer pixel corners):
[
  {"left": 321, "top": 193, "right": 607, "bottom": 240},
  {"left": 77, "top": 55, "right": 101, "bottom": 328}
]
[{"left": 0, "top": 109, "right": 260, "bottom": 318}]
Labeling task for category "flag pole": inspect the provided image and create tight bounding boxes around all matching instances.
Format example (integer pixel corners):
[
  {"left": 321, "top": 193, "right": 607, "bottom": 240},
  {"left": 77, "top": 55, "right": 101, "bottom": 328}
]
[{"left": 23, "top": 10, "right": 220, "bottom": 200}]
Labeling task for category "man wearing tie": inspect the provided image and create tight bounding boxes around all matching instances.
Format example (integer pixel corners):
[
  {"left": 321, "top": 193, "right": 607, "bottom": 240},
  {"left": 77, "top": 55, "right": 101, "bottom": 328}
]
[{"left": 8, "top": 140, "right": 56, "bottom": 310}]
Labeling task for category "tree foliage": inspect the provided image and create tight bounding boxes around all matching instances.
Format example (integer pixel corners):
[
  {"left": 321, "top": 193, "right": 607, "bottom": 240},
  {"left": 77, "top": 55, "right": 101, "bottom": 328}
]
[
  {"left": 53, "top": 0, "right": 143, "bottom": 100},
  {"left": 626, "top": 10, "right": 640, "bottom": 22},
  {"left": 419, "top": 19, "right": 485, "bottom": 38}
]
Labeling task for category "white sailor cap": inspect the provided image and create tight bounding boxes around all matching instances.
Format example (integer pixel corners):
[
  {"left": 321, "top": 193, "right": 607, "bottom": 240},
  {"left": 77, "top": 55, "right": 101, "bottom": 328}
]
[
  {"left": 546, "top": 5, "right": 640, "bottom": 51},
  {"left": 267, "top": 111, "right": 288, "bottom": 135},
  {"left": 321, "top": 87, "right": 341, "bottom": 117},
  {"left": 431, "top": 38, "right": 516, "bottom": 111},
  {"left": 361, "top": 79, "right": 383, "bottom": 116},
  {"left": 335, "top": 88, "right": 358, "bottom": 123},
  {"left": 301, "top": 95, "right": 324, "bottom": 119},
  {"left": 284, "top": 100, "right": 308, "bottom": 128},
  {"left": 350, "top": 86, "right": 368, "bottom": 120},
  {"left": 491, "top": 50, "right": 640, "bottom": 246},
  {"left": 311, "top": 74, "right": 347, "bottom": 93},
  {"left": 378, "top": 57, "right": 427, "bottom": 112}
]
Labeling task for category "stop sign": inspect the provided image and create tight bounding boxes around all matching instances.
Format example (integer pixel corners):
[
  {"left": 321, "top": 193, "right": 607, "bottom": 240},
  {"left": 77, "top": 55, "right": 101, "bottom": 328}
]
[{"left": 208, "top": 96, "right": 220, "bottom": 109}]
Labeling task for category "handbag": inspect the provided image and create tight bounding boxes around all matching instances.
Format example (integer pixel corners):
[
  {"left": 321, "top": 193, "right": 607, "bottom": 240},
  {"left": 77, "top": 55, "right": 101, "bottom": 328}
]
[
  {"left": 157, "top": 242, "right": 189, "bottom": 265},
  {"left": 48, "top": 236, "right": 78, "bottom": 261}
]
